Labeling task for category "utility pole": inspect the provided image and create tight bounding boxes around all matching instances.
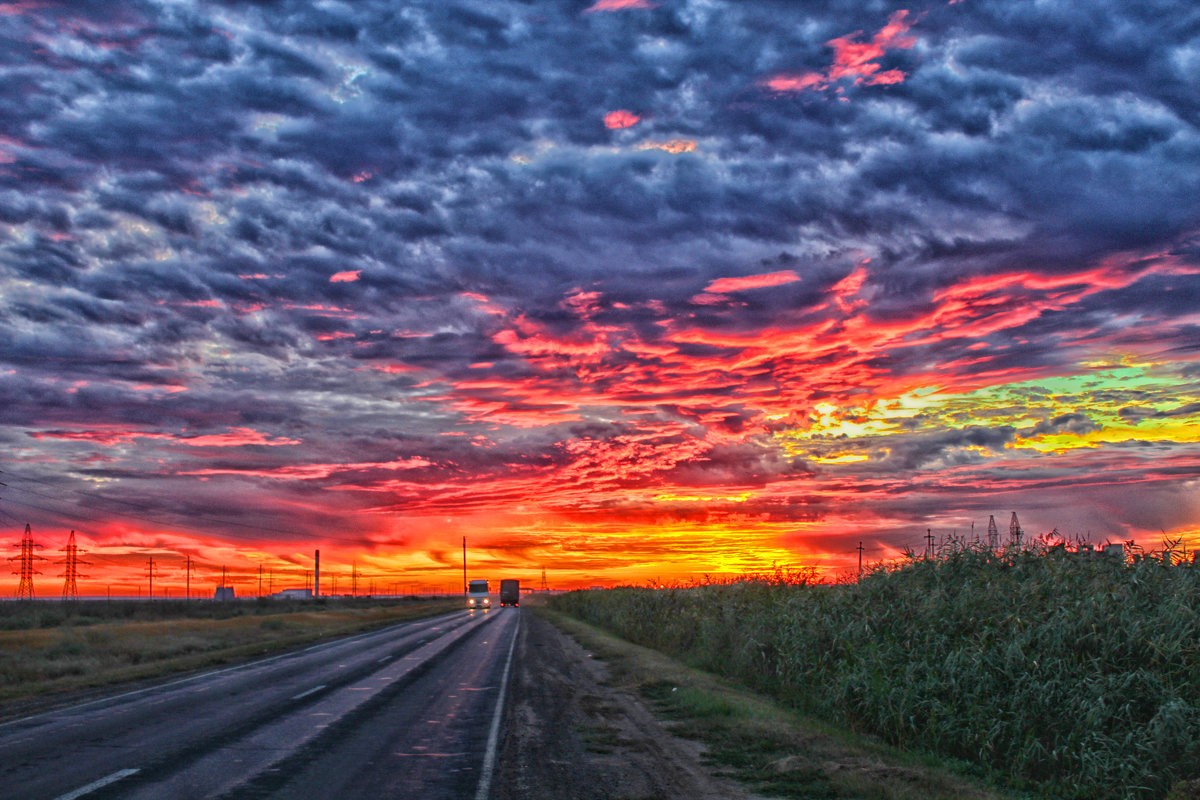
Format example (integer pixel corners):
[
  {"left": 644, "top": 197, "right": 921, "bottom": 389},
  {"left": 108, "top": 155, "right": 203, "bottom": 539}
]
[
  {"left": 351, "top": 561, "right": 358, "bottom": 597},
  {"left": 462, "top": 536, "right": 467, "bottom": 594},
  {"left": 857, "top": 541, "right": 864, "bottom": 577},
  {"left": 146, "top": 556, "right": 156, "bottom": 599},
  {"left": 925, "top": 529, "right": 935, "bottom": 559},
  {"left": 186, "top": 555, "right": 191, "bottom": 601}
]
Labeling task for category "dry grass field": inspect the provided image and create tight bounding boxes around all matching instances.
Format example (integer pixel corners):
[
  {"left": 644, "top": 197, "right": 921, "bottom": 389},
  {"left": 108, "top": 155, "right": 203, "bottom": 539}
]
[{"left": 0, "top": 597, "right": 459, "bottom": 713}]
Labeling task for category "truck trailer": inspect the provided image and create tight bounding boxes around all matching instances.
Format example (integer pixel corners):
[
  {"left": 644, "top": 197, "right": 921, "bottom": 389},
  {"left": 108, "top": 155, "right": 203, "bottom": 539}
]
[{"left": 499, "top": 579, "right": 519, "bottom": 607}]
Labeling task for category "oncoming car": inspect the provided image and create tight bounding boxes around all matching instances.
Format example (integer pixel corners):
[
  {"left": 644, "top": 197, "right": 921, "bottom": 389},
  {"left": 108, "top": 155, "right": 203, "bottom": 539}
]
[{"left": 467, "top": 579, "right": 490, "bottom": 610}]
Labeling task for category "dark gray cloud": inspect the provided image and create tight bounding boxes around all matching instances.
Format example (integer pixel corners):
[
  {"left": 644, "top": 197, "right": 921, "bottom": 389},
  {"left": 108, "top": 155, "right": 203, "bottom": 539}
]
[{"left": 1, "top": 0, "right": 1199, "bottom": 579}]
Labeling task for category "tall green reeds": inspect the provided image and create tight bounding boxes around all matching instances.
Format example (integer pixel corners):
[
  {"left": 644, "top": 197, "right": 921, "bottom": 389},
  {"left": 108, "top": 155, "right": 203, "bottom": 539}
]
[{"left": 550, "top": 546, "right": 1200, "bottom": 799}]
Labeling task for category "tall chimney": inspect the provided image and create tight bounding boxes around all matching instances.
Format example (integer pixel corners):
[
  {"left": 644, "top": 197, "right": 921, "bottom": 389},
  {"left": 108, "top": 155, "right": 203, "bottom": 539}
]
[{"left": 314, "top": 549, "right": 320, "bottom": 598}]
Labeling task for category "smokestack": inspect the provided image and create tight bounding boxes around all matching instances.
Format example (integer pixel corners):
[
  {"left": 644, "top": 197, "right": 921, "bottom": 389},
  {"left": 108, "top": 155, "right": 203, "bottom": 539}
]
[{"left": 314, "top": 549, "right": 320, "bottom": 598}]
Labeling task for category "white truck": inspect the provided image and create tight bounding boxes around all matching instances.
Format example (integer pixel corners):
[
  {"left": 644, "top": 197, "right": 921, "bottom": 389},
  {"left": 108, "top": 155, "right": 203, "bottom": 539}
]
[{"left": 467, "top": 579, "right": 490, "bottom": 610}]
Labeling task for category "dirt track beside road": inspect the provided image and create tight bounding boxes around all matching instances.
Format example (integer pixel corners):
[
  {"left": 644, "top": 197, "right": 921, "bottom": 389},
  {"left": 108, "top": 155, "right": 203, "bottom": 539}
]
[{"left": 491, "top": 608, "right": 760, "bottom": 800}]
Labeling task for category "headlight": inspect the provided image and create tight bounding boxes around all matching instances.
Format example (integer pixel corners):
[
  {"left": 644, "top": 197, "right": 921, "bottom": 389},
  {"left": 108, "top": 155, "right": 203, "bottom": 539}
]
[
  {"left": 468, "top": 599, "right": 475, "bottom": 605},
  {"left": 483, "top": 598, "right": 490, "bottom": 604}
]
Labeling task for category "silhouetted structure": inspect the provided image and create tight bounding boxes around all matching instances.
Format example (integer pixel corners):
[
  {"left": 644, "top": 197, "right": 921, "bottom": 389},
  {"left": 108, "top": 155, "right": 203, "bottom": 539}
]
[
  {"left": 1009, "top": 512, "right": 1023, "bottom": 547},
  {"left": 59, "top": 530, "right": 88, "bottom": 600},
  {"left": 10, "top": 524, "right": 45, "bottom": 600}
]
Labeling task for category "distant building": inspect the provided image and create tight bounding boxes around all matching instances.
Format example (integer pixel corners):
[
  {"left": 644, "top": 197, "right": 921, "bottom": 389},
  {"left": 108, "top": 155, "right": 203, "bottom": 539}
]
[
  {"left": 272, "top": 589, "right": 312, "bottom": 599},
  {"left": 214, "top": 586, "right": 235, "bottom": 601}
]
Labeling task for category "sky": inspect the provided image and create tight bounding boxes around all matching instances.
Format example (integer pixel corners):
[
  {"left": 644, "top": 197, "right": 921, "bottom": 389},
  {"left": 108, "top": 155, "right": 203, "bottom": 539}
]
[{"left": 2, "top": 0, "right": 1200, "bottom": 596}]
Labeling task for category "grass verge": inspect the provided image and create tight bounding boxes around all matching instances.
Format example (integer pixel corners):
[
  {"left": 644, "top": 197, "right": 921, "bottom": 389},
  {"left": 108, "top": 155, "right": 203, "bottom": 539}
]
[
  {"left": 536, "top": 605, "right": 1029, "bottom": 800},
  {"left": 0, "top": 598, "right": 460, "bottom": 717}
]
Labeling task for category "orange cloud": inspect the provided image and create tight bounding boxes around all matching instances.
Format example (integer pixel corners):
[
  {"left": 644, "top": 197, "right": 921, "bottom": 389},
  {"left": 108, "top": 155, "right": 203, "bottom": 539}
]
[
  {"left": 636, "top": 138, "right": 697, "bottom": 154},
  {"left": 764, "top": 10, "right": 917, "bottom": 94},
  {"left": 604, "top": 109, "right": 641, "bottom": 129},
  {"left": 330, "top": 270, "right": 361, "bottom": 282}
]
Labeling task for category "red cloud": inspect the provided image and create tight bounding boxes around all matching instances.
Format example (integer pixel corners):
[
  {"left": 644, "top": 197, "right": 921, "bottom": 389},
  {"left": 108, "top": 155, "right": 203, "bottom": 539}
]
[
  {"left": 603, "top": 109, "right": 641, "bottom": 129},
  {"left": 30, "top": 428, "right": 174, "bottom": 446},
  {"left": 330, "top": 270, "right": 361, "bottom": 282},
  {"left": 179, "top": 427, "right": 301, "bottom": 447},
  {"left": 0, "top": 2, "right": 52, "bottom": 15},
  {"left": 764, "top": 10, "right": 917, "bottom": 94},
  {"left": 584, "top": 0, "right": 654, "bottom": 11},
  {"left": 705, "top": 270, "right": 800, "bottom": 294},
  {"left": 180, "top": 457, "right": 433, "bottom": 481}
]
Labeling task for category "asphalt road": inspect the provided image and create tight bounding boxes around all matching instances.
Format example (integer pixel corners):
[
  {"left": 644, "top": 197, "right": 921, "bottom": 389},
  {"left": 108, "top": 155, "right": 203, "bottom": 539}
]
[{"left": 0, "top": 607, "right": 520, "bottom": 800}]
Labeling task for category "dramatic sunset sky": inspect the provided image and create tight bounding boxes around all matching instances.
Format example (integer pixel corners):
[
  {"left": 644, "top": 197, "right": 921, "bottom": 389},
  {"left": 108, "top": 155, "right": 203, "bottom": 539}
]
[{"left": 3, "top": 0, "right": 1199, "bottom": 596}]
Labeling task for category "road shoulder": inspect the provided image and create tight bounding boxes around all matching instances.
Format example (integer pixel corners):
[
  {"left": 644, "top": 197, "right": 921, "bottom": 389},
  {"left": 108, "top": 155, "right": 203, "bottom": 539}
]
[
  {"left": 491, "top": 605, "right": 762, "bottom": 800},
  {"left": 495, "top": 605, "right": 1025, "bottom": 800}
]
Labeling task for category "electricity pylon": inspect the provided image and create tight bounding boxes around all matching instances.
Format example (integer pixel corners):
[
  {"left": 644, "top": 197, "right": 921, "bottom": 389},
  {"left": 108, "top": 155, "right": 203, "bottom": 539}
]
[
  {"left": 10, "top": 523, "right": 46, "bottom": 600},
  {"left": 1009, "top": 512, "right": 1023, "bottom": 547},
  {"left": 59, "top": 530, "right": 89, "bottom": 600}
]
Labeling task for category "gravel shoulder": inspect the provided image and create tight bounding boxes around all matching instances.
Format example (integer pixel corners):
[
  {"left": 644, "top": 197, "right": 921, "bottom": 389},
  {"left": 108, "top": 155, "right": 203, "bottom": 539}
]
[
  {"left": 492, "top": 605, "right": 762, "bottom": 800},
  {"left": 493, "top": 603, "right": 1025, "bottom": 800}
]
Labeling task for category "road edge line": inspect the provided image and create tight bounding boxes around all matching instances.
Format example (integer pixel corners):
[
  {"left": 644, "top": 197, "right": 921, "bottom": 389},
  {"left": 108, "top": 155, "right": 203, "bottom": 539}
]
[
  {"left": 0, "top": 612, "right": 463, "bottom": 731},
  {"left": 52, "top": 768, "right": 140, "bottom": 800},
  {"left": 474, "top": 612, "right": 520, "bottom": 800}
]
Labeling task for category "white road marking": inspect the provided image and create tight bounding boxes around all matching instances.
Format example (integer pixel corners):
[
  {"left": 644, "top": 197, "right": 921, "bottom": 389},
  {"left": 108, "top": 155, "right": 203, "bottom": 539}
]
[
  {"left": 290, "top": 684, "right": 326, "bottom": 700},
  {"left": 53, "top": 768, "right": 140, "bottom": 800},
  {"left": 0, "top": 612, "right": 462, "bottom": 730},
  {"left": 474, "top": 614, "right": 520, "bottom": 800}
]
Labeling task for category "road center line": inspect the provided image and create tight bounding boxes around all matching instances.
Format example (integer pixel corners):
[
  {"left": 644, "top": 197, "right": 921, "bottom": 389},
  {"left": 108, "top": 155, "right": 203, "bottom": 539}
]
[
  {"left": 474, "top": 613, "right": 520, "bottom": 800},
  {"left": 290, "top": 684, "right": 327, "bottom": 700},
  {"left": 53, "top": 768, "right": 140, "bottom": 800}
]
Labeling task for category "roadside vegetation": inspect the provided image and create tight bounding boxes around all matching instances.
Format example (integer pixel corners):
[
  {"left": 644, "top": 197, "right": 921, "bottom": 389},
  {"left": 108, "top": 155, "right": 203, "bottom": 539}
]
[
  {"left": 549, "top": 542, "right": 1200, "bottom": 800},
  {"left": 537, "top": 605, "right": 1021, "bottom": 800},
  {"left": 0, "top": 596, "right": 459, "bottom": 713}
]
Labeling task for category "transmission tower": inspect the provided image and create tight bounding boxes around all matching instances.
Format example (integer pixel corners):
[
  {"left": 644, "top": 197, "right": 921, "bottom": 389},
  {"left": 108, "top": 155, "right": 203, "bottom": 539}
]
[
  {"left": 987, "top": 515, "right": 999, "bottom": 550},
  {"left": 540, "top": 566, "right": 547, "bottom": 592},
  {"left": 59, "top": 530, "right": 89, "bottom": 600},
  {"left": 1009, "top": 512, "right": 1023, "bottom": 547},
  {"left": 11, "top": 523, "right": 47, "bottom": 600}
]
